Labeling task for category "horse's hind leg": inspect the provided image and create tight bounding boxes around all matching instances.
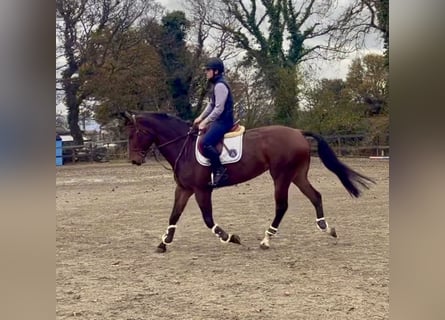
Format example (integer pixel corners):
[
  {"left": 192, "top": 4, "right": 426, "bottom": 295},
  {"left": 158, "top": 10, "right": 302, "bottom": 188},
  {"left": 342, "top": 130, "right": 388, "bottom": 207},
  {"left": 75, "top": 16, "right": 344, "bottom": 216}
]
[
  {"left": 293, "top": 175, "right": 337, "bottom": 238},
  {"left": 156, "top": 185, "right": 194, "bottom": 253},
  {"left": 260, "top": 175, "right": 292, "bottom": 249}
]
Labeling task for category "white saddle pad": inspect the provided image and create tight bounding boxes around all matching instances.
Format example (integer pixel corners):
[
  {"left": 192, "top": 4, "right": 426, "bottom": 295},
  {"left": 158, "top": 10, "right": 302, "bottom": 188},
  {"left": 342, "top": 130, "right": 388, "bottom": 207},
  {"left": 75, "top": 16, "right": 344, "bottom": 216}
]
[{"left": 195, "top": 134, "right": 244, "bottom": 166}]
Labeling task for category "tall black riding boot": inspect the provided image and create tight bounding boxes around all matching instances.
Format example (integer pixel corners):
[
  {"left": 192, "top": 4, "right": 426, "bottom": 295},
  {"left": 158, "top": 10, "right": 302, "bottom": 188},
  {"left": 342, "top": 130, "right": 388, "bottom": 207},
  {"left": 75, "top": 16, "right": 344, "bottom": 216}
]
[{"left": 203, "top": 145, "right": 229, "bottom": 187}]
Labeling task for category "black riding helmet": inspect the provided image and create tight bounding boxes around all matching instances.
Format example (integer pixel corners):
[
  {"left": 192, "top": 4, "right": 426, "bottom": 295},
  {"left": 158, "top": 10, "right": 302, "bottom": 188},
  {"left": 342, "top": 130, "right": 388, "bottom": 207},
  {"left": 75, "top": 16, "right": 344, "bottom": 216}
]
[{"left": 205, "top": 57, "right": 224, "bottom": 74}]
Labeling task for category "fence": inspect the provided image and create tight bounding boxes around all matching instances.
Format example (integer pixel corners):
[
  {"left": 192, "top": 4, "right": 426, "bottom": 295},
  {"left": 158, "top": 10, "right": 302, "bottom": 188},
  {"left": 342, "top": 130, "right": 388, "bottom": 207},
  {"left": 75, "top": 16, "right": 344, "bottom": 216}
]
[
  {"left": 309, "top": 133, "right": 389, "bottom": 157},
  {"left": 59, "top": 133, "right": 389, "bottom": 165},
  {"left": 60, "top": 140, "right": 128, "bottom": 164}
]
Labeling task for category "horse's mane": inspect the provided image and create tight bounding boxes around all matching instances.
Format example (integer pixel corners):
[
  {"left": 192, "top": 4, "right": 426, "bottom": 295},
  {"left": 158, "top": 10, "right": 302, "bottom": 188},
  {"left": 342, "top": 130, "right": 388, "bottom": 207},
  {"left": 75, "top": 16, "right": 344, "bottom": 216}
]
[{"left": 137, "top": 112, "right": 191, "bottom": 133}]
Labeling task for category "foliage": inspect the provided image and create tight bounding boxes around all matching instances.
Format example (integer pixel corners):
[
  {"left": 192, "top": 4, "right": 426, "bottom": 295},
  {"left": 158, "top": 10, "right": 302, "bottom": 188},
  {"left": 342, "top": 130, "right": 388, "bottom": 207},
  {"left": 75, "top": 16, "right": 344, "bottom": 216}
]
[
  {"left": 202, "top": 0, "right": 383, "bottom": 126},
  {"left": 376, "top": 0, "right": 389, "bottom": 66},
  {"left": 56, "top": 0, "right": 160, "bottom": 144},
  {"left": 81, "top": 27, "right": 169, "bottom": 125},
  {"left": 298, "top": 79, "right": 368, "bottom": 135},
  {"left": 56, "top": 0, "right": 388, "bottom": 144},
  {"left": 298, "top": 53, "right": 388, "bottom": 140},
  {"left": 158, "top": 11, "right": 194, "bottom": 120},
  {"left": 345, "top": 53, "right": 388, "bottom": 116}
]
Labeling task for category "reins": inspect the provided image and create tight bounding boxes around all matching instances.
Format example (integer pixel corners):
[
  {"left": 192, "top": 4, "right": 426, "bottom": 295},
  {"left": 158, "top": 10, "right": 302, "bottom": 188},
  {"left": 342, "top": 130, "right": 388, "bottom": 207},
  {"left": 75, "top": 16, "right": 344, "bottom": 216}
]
[
  {"left": 157, "top": 134, "right": 189, "bottom": 149},
  {"left": 153, "top": 127, "right": 197, "bottom": 174}
]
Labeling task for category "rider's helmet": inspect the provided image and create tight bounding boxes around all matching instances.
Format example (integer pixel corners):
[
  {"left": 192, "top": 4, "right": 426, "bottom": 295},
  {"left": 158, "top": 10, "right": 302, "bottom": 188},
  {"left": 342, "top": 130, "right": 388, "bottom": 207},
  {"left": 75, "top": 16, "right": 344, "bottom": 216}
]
[{"left": 205, "top": 57, "right": 225, "bottom": 74}]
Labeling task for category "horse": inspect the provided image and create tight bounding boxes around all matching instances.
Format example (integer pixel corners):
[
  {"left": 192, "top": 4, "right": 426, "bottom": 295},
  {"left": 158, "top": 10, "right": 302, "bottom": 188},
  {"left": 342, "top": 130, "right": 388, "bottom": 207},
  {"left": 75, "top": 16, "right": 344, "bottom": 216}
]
[{"left": 119, "top": 111, "right": 375, "bottom": 253}]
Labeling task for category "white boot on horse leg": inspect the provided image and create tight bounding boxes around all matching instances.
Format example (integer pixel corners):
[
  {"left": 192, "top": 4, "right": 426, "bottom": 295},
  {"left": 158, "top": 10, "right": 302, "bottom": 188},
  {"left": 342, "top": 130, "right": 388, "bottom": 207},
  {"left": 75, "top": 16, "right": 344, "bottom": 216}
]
[
  {"left": 260, "top": 226, "right": 278, "bottom": 249},
  {"left": 316, "top": 218, "right": 337, "bottom": 238}
]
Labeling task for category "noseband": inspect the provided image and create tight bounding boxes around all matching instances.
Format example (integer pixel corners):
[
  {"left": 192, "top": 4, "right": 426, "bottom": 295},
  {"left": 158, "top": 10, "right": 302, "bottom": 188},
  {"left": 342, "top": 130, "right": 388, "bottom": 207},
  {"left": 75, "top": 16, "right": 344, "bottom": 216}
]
[{"left": 132, "top": 124, "right": 154, "bottom": 160}]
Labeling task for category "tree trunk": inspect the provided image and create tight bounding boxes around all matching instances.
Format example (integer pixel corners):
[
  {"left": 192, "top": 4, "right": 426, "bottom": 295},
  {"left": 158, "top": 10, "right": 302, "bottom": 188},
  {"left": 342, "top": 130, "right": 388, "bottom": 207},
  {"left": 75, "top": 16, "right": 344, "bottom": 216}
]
[
  {"left": 67, "top": 101, "right": 84, "bottom": 146},
  {"left": 63, "top": 74, "right": 84, "bottom": 146}
]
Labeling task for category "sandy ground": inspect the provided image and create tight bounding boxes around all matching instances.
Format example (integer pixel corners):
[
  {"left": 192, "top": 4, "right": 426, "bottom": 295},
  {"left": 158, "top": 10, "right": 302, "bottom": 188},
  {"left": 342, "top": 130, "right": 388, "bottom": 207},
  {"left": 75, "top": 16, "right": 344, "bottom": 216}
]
[{"left": 56, "top": 158, "right": 389, "bottom": 319}]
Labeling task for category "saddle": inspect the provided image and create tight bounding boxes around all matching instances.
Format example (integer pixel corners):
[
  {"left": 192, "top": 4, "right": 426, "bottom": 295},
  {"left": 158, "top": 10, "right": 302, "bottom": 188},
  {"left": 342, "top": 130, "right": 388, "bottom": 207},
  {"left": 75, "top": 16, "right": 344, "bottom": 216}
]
[
  {"left": 223, "top": 122, "right": 245, "bottom": 138},
  {"left": 195, "top": 122, "right": 245, "bottom": 166}
]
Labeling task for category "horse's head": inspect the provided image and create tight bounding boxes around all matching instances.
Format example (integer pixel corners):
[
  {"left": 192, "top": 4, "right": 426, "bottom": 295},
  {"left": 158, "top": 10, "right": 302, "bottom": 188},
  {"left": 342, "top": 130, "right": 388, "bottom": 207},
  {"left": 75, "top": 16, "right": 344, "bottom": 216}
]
[{"left": 120, "top": 111, "right": 155, "bottom": 166}]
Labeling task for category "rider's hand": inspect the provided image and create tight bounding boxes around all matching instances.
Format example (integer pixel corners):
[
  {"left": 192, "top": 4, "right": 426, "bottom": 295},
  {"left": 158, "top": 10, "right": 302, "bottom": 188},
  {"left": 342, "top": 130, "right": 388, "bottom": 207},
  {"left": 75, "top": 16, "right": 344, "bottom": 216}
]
[
  {"left": 198, "top": 120, "right": 208, "bottom": 131},
  {"left": 193, "top": 117, "right": 202, "bottom": 126}
]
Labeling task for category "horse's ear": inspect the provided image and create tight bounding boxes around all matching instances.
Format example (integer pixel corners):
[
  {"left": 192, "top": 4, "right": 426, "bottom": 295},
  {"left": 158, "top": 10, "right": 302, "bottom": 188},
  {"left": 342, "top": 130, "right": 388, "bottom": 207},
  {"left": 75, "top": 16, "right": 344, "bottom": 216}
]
[{"left": 118, "top": 111, "right": 135, "bottom": 125}]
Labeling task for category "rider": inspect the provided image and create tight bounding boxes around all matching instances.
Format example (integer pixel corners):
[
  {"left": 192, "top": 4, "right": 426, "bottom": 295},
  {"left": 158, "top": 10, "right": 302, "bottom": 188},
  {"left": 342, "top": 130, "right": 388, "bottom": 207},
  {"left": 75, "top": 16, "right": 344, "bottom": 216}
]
[{"left": 194, "top": 57, "right": 235, "bottom": 187}]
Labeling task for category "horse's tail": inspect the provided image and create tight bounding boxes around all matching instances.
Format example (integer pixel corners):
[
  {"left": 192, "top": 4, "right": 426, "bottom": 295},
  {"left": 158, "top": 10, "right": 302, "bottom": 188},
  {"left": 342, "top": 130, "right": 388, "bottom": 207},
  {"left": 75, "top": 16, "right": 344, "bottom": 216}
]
[{"left": 302, "top": 131, "right": 375, "bottom": 197}]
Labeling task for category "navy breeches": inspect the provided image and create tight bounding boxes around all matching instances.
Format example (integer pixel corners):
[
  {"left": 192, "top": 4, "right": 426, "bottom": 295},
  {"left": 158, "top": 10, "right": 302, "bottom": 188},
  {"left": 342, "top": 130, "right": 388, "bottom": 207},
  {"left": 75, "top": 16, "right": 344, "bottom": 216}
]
[{"left": 200, "top": 121, "right": 233, "bottom": 156}]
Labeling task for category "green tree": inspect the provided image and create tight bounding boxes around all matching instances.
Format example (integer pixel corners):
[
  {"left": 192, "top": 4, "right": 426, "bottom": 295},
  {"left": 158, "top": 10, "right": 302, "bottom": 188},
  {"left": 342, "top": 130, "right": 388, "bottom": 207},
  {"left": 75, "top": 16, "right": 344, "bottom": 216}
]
[
  {"left": 299, "top": 53, "right": 388, "bottom": 140},
  {"left": 158, "top": 11, "right": 195, "bottom": 120},
  {"left": 346, "top": 54, "right": 388, "bottom": 116},
  {"left": 299, "top": 79, "right": 366, "bottom": 135},
  {"left": 345, "top": 53, "right": 389, "bottom": 144},
  {"left": 81, "top": 28, "right": 169, "bottom": 125},
  {"left": 375, "top": 0, "right": 389, "bottom": 66},
  {"left": 56, "top": 0, "right": 160, "bottom": 144}
]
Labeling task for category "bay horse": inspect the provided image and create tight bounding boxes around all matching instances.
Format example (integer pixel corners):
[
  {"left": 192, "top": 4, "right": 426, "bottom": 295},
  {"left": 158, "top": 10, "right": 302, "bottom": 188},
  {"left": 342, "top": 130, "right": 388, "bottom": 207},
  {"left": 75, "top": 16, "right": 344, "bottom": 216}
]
[{"left": 119, "top": 111, "right": 374, "bottom": 252}]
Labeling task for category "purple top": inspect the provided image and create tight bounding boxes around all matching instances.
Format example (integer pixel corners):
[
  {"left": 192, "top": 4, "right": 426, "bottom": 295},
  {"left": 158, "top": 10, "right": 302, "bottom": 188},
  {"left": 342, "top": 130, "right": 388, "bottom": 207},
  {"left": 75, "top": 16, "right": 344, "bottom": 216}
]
[{"left": 200, "top": 82, "right": 229, "bottom": 122}]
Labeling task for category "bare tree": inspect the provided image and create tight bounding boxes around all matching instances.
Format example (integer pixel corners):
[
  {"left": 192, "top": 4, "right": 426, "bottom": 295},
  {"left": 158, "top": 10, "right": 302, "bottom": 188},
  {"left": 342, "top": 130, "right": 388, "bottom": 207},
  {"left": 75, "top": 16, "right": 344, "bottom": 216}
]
[
  {"left": 181, "top": 0, "right": 244, "bottom": 117},
  {"left": 348, "top": 0, "right": 389, "bottom": 66},
  {"left": 183, "top": 0, "right": 385, "bottom": 126},
  {"left": 228, "top": 64, "right": 275, "bottom": 128}
]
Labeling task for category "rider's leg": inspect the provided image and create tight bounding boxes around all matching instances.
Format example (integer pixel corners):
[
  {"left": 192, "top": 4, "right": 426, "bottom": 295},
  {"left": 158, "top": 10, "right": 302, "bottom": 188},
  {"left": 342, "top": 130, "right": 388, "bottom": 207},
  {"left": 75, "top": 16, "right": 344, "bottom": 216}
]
[{"left": 201, "top": 122, "right": 230, "bottom": 187}]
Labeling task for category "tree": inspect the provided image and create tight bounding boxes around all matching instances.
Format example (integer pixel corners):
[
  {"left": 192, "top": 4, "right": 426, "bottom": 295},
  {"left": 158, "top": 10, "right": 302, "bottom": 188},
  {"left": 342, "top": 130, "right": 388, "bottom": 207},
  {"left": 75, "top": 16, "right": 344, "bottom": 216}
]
[
  {"left": 345, "top": 53, "right": 388, "bottom": 116},
  {"left": 345, "top": 53, "right": 388, "bottom": 144},
  {"left": 353, "top": 0, "right": 389, "bottom": 67},
  {"left": 299, "top": 78, "right": 366, "bottom": 135},
  {"left": 81, "top": 27, "right": 169, "bottom": 125},
  {"left": 227, "top": 64, "right": 274, "bottom": 128},
  {"left": 298, "top": 52, "right": 388, "bottom": 139},
  {"left": 200, "top": 0, "right": 380, "bottom": 126},
  {"left": 56, "top": 0, "right": 160, "bottom": 144},
  {"left": 158, "top": 11, "right": 194, "bottom": 120},
  {"left": 183, "top": 0, "right": 242, "bottom": 117}
]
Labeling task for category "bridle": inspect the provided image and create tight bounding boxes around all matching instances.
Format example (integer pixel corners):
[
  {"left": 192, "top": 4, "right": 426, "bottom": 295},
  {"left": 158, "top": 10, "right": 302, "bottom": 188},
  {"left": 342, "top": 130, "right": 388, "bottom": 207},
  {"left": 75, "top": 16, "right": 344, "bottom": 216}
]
[
  {"left": 132, "top": 116, "right": 197, "bottom": 173},
  {"left": 150, "top": 129, "right": 194, "bottom": 173}
]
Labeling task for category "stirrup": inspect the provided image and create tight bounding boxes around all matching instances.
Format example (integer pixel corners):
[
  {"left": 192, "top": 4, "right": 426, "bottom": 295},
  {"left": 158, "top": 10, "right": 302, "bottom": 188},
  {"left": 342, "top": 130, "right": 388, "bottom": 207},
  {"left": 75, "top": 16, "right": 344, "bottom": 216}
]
[{"left": 209, "top": 169, "right": 228, "bottom": 187}]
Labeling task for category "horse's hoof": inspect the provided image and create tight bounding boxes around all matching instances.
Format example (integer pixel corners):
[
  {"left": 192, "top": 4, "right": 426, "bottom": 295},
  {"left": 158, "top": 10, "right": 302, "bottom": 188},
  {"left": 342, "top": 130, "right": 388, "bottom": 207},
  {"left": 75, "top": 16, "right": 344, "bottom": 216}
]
[
  {"left": 230, "top": 234, "right": 241, "bottom": 244},
  {"left": 156, "top": 243, "right": 167, "bottom": 253},
  {"left": 329, "top": 227, "right": 337, "bottom": 238},
  {"left": 260, "top": 243, "right": 270, "bottom": 250}
]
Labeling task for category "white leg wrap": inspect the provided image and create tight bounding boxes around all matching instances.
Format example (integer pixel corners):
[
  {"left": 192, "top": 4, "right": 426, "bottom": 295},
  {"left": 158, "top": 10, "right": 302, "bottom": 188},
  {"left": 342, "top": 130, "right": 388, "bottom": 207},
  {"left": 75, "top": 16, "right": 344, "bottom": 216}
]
[
  {"left": 316, "top": 218, "right": 330, "bottom": 232},
  {"left": 220, "top": 234, "right": 231, "bottom": 243},
  {"left": 212, "top": 224, "right": 230, "bottom": 243},
  {"left": 161, "top": 225, "right": 177, "bottom": 245},
  {"left": 265, "top": 225, "right": 278, "bottom": 236},
  {"left": 261, "top": 225, "right": 278, "bottom": 248}
]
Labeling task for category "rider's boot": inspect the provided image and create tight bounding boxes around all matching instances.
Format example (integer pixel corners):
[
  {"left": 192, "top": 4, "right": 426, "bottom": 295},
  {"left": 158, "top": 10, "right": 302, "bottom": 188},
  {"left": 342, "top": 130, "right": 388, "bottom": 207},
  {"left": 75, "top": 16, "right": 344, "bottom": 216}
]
[{"left": 203, "top": 145, "right": 229, "bottom": 187}]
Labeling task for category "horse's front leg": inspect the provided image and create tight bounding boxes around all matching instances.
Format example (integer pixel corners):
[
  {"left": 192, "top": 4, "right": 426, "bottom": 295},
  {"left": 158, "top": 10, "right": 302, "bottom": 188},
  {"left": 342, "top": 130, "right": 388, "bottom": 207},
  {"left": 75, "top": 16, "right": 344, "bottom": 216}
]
[
  {"left": 194, "top": 189, "right": 241, "bottom": 245},
  {"left": 156, "top": 185, "right": 193, "bottom": 253}
]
